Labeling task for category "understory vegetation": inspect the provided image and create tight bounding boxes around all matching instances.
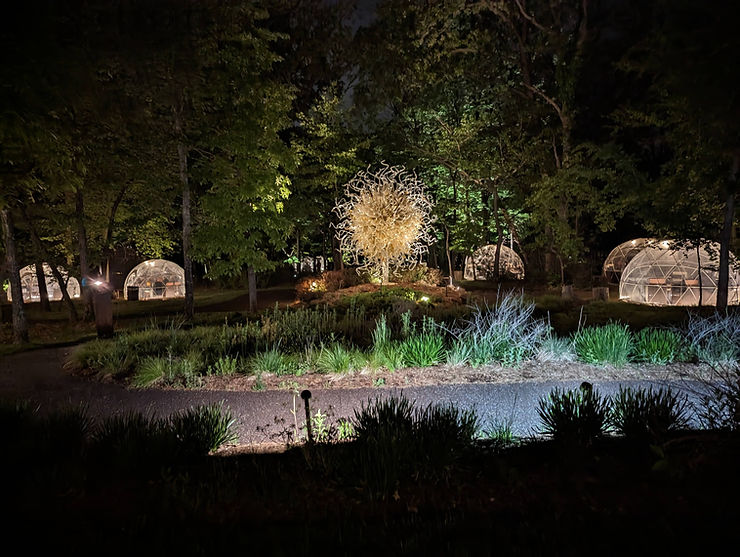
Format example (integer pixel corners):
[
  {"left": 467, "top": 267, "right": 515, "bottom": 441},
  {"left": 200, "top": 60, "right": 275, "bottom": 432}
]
[
  {"left": 66, "top": 291, "right": 740, "bottom": 388},
  {"left": 3, "top": 386, "right": 740, "bottom": 554}
]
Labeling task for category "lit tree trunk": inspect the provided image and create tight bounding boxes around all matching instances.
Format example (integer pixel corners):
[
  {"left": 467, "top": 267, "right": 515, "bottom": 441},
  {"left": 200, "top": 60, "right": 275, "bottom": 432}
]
[
  {"left": 717, "top": 153, "right": 738, "bottom": 310},
  {"left": 1, "top": 207, "right": 29, "bottom": 343},
  {"left": 35, "top": 260, "right": 51, "bottom": 312},
  {"left": 492, "top": 183, "right": 503, "bottom": 280},
  {"left": 247, "top": 265, "right": 257, "bottom": 311},
  {"left": 696, "top": 244, "right": 703, "bottom": 307},
  {"left": 445, "top": 224, "right": 453, "bottom": 286},
  {"left": 174, "top": 107, "right": 194, "bottom": 320},
  {"left": 76, "top": 186, "right": 93, "bottom": 320}
]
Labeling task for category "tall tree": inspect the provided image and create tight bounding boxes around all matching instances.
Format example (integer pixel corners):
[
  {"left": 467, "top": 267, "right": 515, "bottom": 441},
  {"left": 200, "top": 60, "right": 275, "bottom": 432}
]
[{"left": 615, "top": 0, "right": 740, "bottom": 308}]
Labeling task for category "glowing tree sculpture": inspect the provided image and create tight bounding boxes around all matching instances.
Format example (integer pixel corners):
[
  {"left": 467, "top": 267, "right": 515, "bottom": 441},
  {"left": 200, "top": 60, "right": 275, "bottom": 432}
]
[{"left": 334, "top": 163, "right": 435, "bottom": 284}]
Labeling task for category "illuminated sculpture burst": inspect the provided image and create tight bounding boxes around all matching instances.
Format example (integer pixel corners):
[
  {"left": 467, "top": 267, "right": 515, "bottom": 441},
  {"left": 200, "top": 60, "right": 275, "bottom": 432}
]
[{"left": 334, "top": 163, "right": 435, "bottom": 284}]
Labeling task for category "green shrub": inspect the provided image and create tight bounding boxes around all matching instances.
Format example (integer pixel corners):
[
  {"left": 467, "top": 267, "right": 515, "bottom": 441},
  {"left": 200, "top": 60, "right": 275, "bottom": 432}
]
[
  {"left": 168, "top": 403, "right": 238, "bottom": 456},
  {"left": 133, "top": 356, "right": 168, "bottom": 387},
  {"left": 370, "top": 342, "right": 405, "bottom": 371},
  {"left": 401, "top": 332, "right": 445, "bottom": 367},
  {"left": 208, "top": 355, "right": 241, "bottom": 376},
  {"left": 316, "top": 343, "right": 364, "bottom": 374},
  {"left": 633, "top": 328, "right": 685, "bottom": 364},
  {"left": 249, "top": 348, "right": 297, "bottom": 375},
  {"left": 537, "top": 384, "right": 611, "bottom": 444},
  {"left": 572, "top": 322, "right": 633, "bottom": 366},
  {"left": 610, "top": 386, "right": 690, "bottom": 441}
]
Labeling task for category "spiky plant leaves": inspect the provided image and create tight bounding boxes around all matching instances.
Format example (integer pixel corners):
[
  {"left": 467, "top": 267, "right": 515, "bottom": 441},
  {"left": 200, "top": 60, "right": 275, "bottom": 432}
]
[
  {"left": 611, "top": 386, "right": 690, "bottom": 441},
  {"left": 537, "top": 384, "right": 611, "bottom": 444}
]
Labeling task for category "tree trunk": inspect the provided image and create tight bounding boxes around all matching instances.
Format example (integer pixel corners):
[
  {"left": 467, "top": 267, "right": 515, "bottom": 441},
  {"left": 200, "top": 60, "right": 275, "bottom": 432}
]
[
  {"left": 717, "top": 153, "right": 738, "bottom": 310},
  {"left": 21, "top": 208, "right": 79, "bottom": 322},
  {"left": 76, "top": 186, "right": 93, "bottom": 320},
  {"left": 247, "top": 265, "right": 257, "bottom": 312},
  {"left": 697, "top": 244, "right": 703, "bottom": 307},
  {"left": 174, "top": 108, "right": 194, "bottom": 320},
  {"left": 492, "top": 184, "right": 503, "bottom": 280},
  {"left": 35, "top": 260, "right": 51, "bottom": 312},
  {"left": 445, "top": 224, "right": 454, "bottom": 286},
  {"left": 104, "top": 183, "right": 127, "bottom": 283},
  {"left": 1, "top": 208, "right": 29, "bottom": 343}
]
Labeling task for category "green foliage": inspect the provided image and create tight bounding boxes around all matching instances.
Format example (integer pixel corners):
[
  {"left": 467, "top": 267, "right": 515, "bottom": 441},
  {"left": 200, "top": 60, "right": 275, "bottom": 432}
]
[
  {"left": 537, "top": 384, "right": 611, "bottom": 444},
  {"left": 610, "top": 386, "right": 690, "bottom": 441},
  {"left": 400, "top": 332, "right": 445, "bottom": 367},
  {"left": 316, "top": 343, "right": 364, "bottom": 374},
  {"left": 633, "top": 328, "right": 686, "bottom": 364},
  {"left": 208, "top": 355, "right": 241, "bottom": 376},
  {"left": 168, "top": 404, "right": 238, "bottom": 456},
  {"left": 250, "top": 348, "right": 297, "bottom": 376},
  {"left": 572, "top": 322, "right": 633, "bottom": 366}
]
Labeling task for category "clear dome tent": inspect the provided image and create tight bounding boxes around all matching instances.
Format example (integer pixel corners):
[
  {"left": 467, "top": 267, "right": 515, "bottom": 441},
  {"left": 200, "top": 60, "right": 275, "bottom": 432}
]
[
  {"left": 464, "top": 244, "right": 525, "bottom": 281},
  {"left": 123, "top": 259, "right": 185, "bottom": 301},
  {"left": 603, "top": 238, "right": 657, "bottom": 284},
  {"left": 619, "top": 241, "right": 740, "bottom": 306},
  {"left": 6, "top": 263, "right": 81, "bottom": 303}
]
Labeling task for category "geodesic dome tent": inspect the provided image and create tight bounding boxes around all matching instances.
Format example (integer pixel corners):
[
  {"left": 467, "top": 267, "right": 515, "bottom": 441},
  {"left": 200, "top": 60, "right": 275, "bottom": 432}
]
[
  {"left": 123, "top": 259, "right": 185, "bottom": 301},
  {"left": 603, "top": 238, "right": 657, "bottom": 284},
  {"left": 464, "top": 244, "right": 525, "bottom": 281},
  {"left": 619, "top": 241, "right": 740, "bottom": 306},
  {"left": 6, "top": 263, "right": 80, "bottom": 303}
]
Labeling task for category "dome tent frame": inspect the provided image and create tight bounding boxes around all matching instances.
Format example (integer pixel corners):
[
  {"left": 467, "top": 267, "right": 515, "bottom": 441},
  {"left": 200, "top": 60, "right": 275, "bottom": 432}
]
[
  {"left": 123, "top": 259, "right": 185, "bottom": 301},
  {"left": 602, "top": 238, "right": 657, "bottom": 285},
  {"left": 619, "top": 240, "right": 740, "bottom": 306},
  {"left": 464, "top": 244, "right": 525, "bottom": 281},
  {"left": 7, "top": 263, "right": 80, "bottom": 303}
]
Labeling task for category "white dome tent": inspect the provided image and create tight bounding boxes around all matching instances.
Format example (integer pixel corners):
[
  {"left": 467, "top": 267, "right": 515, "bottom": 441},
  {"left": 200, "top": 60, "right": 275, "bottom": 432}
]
[
  {"left": 464, "top": 244, "right": 525, "bottom": 281},
  {"left": 619, "top": 240, "right": 740, "bottom": 306},
  {"left": 123, "top": 259, "right": 185, "bottom": 301},
  {"left": 603, "top": 238, "right": 657, "bottom": 284},
  {"left": 7, "top": 263, "right": 80, "bottom": 303}
]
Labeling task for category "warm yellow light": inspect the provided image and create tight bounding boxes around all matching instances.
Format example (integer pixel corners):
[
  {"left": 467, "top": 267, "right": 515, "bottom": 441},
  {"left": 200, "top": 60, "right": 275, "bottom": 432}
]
[{"left": 420, "top": 295, "right": 430, "bottom": 302}]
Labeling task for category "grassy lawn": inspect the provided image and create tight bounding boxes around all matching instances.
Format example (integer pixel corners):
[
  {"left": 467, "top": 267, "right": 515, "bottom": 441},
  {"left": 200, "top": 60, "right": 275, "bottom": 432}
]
[{"left": 0, "top": 288, "right": 252, "bottom": 356}]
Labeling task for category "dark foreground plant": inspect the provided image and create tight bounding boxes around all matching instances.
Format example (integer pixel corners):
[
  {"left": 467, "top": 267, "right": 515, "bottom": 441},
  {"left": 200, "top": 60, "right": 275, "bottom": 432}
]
[
  {"left": 350, "top": 395, "right": 478, "bottom": 495},
  {"left": 611, "top": 386, "right": 690, "bottom": 441},
  {"left": 169, "top": 403, "right": 238, "bottom": 457},
  {"left": 537, "top": 384, "right": 611, "bottom": 444}
]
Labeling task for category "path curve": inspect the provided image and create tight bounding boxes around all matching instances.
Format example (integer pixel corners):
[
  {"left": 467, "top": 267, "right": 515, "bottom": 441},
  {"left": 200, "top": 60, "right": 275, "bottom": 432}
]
[{"left": 0, "top": 347, "right": 705, "bottom": 444}]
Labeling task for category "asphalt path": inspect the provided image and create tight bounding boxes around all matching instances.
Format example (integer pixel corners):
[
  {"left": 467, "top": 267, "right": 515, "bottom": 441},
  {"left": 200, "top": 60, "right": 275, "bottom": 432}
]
[{"left": 0, "top": 347, "right": 708, "bottom": 444}]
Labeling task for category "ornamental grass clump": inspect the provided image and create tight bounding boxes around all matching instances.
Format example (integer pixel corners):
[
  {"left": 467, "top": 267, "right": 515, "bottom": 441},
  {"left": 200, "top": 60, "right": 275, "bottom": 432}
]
[
  {"left": 572, "top": 322, "right": 633, "bottom": 366},
  {"left": 684, "top": 312, "right": 740, "bottom": 368},
  {"left": 447, "top": 294, "right": 549, "bottom": 367},
  {"left": 610, "top": 386, "right": 690, "bottom": 441},
  {"left": 633, "top": 328, "right": 686, "bottom": 364},
  {"left": 168, "top": 403, "right": 238, "bottom": 457},
  {"left": 316, "top": 343, "right": 365, "bottom": 374},
  {"left": 537, "top": 384, "right": 611, "bottom": 444}
]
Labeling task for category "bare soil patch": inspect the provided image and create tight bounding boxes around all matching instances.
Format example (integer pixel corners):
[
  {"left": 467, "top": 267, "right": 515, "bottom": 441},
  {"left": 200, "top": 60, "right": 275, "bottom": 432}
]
[{"left": 200, "top": 360, "right": 709, "bottom": 392}]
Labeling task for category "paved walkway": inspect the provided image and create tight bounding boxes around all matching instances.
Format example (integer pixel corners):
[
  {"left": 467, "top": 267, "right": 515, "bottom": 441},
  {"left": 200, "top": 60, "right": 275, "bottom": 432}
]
[{"left": 0, "top": 347, "right": 705, "bottom": 444}]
